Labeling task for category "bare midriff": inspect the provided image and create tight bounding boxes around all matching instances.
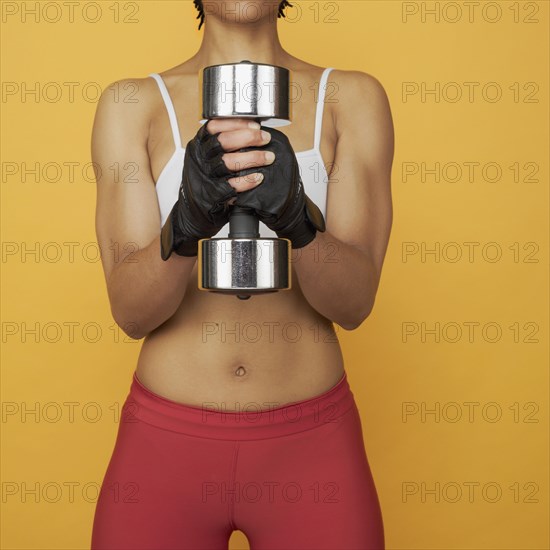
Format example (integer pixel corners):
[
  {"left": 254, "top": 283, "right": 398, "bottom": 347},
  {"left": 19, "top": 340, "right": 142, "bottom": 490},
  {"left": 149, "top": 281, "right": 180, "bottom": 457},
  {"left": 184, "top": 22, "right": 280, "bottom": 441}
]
[{"left": 136, "top": 264, "right": 345, "bottom": 410}]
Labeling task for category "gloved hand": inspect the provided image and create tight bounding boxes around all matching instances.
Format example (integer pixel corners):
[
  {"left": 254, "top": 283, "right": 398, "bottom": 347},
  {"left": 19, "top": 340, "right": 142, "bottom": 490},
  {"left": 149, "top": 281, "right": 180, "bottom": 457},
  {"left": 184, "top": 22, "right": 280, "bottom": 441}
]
[
  {"left": 233, "top": 127, "right": 326, "bottom": 248},
  {"left": 160, "top": 123, "right": 237, "bottom": 260}
]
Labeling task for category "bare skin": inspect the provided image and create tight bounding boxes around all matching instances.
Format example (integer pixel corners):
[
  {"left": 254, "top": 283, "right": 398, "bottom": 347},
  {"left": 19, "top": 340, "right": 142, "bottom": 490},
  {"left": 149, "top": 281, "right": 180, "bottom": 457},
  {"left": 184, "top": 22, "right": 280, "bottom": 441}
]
[{"left": 92, "top": 1, "right": 394, "bottom": 410}]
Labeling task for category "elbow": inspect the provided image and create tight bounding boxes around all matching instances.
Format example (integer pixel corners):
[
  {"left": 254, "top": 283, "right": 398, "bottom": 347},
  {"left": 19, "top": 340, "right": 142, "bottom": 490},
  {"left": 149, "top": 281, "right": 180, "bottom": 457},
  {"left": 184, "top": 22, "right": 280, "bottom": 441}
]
[
  {"left": 340, "top": 260, "right": 381, "bottom": 330},
  {"left": 339, "top": 321, "right": 359, "bottom": 331},
  {"left": 116, "top": 318, "right": 146, "bottom": 340},
  {"left": 108, "top": 289, "right": 153, "bottom": 340},
  {"left": 108, "top": 291, "right": 177, "bottom": 341},
  {"left": 338, "top": 300, "right": 375, "bottom": 331},
  {"left": 111, "top": 302, "right": 173, "bottom": 340},
  {"left": 111, "top": 307, "right": 147, "bottom": 340},
  {"left": 339, "top": 316, "right": 366, "bottom": 332}
]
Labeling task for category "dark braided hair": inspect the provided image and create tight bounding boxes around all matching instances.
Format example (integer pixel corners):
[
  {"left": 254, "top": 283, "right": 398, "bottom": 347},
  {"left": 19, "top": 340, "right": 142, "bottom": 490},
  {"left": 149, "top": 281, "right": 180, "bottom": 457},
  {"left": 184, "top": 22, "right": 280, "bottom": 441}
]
[
  {"left": 193, "top": 0, "right": 293, "bottom": 30},
  {"left": 278, "top": 1, "right": 293, "bottom": 18}
]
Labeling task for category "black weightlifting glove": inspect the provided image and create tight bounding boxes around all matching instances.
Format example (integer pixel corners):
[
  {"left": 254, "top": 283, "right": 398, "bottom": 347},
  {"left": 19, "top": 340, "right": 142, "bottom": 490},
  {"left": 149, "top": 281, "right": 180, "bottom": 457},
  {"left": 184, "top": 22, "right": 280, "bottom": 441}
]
[
  {"left": 233, "top": 127, "right": 326, "bottom": 248},
  {"left": 160, "top": 123, "right": 237, "bottom": 260}
]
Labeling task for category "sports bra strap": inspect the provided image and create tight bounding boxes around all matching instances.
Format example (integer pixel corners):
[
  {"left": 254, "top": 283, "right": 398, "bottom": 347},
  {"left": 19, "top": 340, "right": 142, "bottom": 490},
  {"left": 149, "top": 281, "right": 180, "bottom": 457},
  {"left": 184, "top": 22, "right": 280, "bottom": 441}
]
[
  {"left": 149, "top": 73, "right": 182, "bottom": 149},
  {"left": 314, "top": 68, "right": 334, "bottom": 152}
]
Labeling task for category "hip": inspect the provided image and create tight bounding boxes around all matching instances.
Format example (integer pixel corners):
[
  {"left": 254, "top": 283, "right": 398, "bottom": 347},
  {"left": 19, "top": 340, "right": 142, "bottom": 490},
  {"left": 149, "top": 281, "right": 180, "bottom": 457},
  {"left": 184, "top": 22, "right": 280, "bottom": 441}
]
[
  {"left": 125, "top": 364, "right": 353, "bottom": 440},
  {"left": 93, "top": 371, "right": 385, "bottom": 549}
]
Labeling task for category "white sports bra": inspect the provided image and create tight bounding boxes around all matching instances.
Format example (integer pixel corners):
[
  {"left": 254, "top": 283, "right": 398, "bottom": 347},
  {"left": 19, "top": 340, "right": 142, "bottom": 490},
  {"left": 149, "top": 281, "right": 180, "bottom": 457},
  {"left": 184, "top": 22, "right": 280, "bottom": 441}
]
[{"left": 149, "top": 67, "right": 334, "bottom": 238}]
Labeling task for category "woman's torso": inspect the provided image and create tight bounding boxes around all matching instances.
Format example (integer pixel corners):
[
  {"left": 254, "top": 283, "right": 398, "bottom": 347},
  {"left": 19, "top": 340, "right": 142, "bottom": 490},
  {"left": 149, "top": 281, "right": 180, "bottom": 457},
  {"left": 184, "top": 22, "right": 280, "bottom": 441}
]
[{"left": 136, "top": 61, "right": 344, "bottom": 410}]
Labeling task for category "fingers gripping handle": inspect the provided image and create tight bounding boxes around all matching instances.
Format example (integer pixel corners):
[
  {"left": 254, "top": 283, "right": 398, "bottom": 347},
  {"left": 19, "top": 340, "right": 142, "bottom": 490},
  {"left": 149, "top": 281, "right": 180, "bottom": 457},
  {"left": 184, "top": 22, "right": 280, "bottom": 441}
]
[{"left": 228, "top": 121, "right": 261, "bottom": 239}]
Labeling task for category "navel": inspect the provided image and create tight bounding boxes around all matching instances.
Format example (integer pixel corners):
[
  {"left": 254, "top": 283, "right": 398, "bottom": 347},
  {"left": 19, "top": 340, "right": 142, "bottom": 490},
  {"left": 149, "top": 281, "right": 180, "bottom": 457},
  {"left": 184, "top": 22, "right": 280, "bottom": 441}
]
[{"left": 234, "top": 366, "right": 247, "bottom": 377}]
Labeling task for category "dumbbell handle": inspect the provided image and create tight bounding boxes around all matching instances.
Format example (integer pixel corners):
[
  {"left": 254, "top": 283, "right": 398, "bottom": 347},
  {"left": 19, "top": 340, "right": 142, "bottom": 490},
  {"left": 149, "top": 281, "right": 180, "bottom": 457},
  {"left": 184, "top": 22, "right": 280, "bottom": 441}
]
[{"left": 228, "top": 206, "right": 259, "bottom": 239}]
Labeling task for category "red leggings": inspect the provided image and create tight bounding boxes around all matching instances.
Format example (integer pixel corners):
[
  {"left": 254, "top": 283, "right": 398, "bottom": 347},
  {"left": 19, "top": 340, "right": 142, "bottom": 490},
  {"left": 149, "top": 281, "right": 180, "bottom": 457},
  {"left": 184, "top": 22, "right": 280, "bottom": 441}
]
[{"left": 91, "top": 370, "right": 385, "bottom": 549}]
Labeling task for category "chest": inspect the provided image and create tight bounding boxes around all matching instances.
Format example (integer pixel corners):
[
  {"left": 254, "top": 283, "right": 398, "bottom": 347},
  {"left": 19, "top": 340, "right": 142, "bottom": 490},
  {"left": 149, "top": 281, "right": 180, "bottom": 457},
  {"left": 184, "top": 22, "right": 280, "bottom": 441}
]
[{"left": 148, "top": 88, "right": 337, "bottom": 185}]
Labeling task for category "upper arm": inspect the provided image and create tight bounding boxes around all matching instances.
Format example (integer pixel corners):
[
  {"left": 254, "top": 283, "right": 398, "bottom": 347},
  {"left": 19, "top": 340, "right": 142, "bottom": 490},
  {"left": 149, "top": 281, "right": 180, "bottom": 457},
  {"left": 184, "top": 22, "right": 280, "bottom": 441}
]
[
  {"left": 325, "top": 70, "right": 394, "bottom": 279},
  {"left": 92, "top": 78, "right": 161, "bottom": 285}
]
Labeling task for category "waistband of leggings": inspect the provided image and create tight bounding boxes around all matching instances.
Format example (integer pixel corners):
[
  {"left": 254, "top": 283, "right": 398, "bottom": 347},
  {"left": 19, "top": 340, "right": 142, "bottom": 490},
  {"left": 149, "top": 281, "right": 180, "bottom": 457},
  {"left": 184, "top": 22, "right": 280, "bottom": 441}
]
[{"left": 123, "top": 370, "right": 355, "bottom": 441}]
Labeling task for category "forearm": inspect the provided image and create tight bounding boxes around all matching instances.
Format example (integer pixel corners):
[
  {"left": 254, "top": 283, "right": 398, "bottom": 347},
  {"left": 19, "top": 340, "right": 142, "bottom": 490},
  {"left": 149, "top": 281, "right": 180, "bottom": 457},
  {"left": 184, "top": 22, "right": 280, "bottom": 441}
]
[
  {"left": 293, "top": 230, "right": 379, "bottom": 330},
  {"left": 107, "top": 236, "right": 196, "bottom": 339}
]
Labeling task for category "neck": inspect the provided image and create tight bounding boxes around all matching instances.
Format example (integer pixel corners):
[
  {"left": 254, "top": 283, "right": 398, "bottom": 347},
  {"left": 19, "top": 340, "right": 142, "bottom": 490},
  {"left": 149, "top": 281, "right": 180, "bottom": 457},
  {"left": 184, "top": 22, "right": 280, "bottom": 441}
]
[{"left": 193, "top": 17, "right": 291, "bottom": 68}]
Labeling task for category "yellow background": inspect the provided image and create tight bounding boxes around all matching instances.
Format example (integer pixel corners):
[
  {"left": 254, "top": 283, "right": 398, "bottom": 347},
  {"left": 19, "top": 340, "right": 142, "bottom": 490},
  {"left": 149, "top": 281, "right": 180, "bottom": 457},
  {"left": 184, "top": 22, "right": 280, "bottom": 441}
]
[{"left": 1, "top": 1, "right": 548, "bottom": 548}]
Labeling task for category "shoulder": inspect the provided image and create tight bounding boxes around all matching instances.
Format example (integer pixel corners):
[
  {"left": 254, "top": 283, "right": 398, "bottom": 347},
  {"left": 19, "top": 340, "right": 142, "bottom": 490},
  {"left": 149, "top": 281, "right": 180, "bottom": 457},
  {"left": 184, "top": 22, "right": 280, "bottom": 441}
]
[
  {"left": 327, "top": 68, "right": 390, "bottom": 109},
  {"left": 93, "top": 75, "right": 160, "bottom": 132},
  {"left": 97, "top": 75, "right": 160, "bottom": 107},
  {"left": 325, "top": 69, "right": 393, "bottom": 136}
]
